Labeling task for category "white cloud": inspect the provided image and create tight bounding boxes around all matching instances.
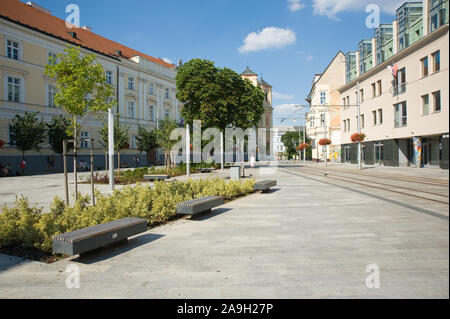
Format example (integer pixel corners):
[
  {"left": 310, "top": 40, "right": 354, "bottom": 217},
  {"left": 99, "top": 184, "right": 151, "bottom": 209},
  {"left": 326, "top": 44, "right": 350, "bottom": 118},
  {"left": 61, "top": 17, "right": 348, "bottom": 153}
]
[
  {"left": 273, "top": 92, "right": 295, "bottom": 100},
  {"left": 274, "top": 103, "right": 301, "bottom": 115},
  {"left": 162, "top": 57, "right": 174, "bottom": 64},
  {"left": 312, "top": 0, "right": 405, "bottom": 18},
  {"left": 306, "top": 55, "right": 313, "bottom": 61},
  {"left": 238, "top": 27, "right": 296, "bottom": 53},
  {"left": 288, "top": 0, "right": 305, "bottom": 12}
]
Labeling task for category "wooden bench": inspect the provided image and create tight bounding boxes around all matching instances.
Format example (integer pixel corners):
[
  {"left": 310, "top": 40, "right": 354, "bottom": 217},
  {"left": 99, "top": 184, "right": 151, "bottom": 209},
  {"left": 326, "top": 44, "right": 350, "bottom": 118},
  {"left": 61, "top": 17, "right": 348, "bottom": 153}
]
[
  {"left": 254, "top": 180, "right": 277, "bottom": 193},
  {"left": 177, "top": 196, "right": 224, "bottom": 216},
  {"left": 144, "top": 174, "right": 171, "bottom": 181},
  {"left": 52, "top": 217, "right": 147, "bottom": 256}
]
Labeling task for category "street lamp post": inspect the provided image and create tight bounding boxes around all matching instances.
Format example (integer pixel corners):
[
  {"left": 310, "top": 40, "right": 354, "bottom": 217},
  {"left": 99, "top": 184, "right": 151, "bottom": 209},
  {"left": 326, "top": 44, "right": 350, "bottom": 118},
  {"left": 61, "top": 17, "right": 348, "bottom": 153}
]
[{"left": 356, "top": 82, "right": 362, "bottom": 170}]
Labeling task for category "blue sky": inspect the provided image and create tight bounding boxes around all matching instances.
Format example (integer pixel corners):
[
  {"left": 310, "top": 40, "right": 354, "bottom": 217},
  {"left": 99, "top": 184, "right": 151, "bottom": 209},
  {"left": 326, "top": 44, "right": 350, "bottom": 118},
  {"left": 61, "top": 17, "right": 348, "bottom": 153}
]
[{"left": 33, "top": 0, "right": 406, "bottom": 126}]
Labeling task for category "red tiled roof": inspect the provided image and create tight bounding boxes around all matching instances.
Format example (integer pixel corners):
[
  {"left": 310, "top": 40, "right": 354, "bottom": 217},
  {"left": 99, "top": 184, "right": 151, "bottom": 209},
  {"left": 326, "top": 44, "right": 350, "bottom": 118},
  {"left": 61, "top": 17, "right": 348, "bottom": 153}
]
[{"left": 0, "top": 0, "right": 175, "bottom": 69}]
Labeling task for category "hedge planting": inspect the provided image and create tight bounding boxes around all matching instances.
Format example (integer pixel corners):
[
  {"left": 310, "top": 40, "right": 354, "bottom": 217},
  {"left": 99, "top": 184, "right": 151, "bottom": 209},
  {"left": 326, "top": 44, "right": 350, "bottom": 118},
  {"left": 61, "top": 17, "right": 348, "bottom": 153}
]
[{"left": 0, "top": 178, "right": 255, "bottom": 253}]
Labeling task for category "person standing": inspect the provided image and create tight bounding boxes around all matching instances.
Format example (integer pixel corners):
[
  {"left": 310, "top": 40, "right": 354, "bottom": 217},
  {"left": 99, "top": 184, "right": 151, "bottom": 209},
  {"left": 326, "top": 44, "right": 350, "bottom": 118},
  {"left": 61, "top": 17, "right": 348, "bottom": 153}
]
[
  {"left": 134, "top": 155, "right": 140, "bottom": 168},
  {"left": 250, "top": 153, "right": 256, "bottom": 168},
  {"left": 20, "top": 158, "right": 26, "bottom": 176}
]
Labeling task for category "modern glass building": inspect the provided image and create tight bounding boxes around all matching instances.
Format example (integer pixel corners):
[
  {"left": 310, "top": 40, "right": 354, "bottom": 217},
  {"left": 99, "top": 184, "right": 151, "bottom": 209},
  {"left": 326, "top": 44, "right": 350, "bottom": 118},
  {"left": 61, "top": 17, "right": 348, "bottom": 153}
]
[
  {"left": 397, "top": 2, "right": 423, "bottom": 51},
  {"left": 375, "top": 24, "right": 394, "bottom": 65},
  {"left": 429, "top": 0, "right": 449, "bottom": 32},
  {"left": 358, "top": 39, "right": 373, "bottom": 75},
  {"left": 345, "top": 52, "right": 357, "bottom": 84}
]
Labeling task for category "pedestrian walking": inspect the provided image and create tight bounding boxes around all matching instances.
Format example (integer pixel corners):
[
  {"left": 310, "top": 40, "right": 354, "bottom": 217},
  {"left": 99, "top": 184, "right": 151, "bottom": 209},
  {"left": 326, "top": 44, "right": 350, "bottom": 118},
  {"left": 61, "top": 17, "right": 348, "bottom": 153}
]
[
  {"left": 134, "top": 155, "right": 140, "bottom": 168},
  {"left": 20, "top": 158, "right": 26, "bottom": 176}
]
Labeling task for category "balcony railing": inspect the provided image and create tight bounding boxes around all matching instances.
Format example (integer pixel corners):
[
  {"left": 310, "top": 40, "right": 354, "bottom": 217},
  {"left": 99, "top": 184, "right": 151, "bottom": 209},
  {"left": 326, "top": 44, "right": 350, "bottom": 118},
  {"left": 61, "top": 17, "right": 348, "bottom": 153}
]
[{"left": 393, "top": 82, "right": 407, "bottom": 96}]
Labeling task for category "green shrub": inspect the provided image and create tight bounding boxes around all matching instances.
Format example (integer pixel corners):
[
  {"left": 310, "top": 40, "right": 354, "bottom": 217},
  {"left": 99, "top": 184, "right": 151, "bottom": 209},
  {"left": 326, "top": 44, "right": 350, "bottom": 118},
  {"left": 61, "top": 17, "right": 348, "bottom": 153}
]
[{"left": 0, "top": 178, "right": 255, "bottom": 253}]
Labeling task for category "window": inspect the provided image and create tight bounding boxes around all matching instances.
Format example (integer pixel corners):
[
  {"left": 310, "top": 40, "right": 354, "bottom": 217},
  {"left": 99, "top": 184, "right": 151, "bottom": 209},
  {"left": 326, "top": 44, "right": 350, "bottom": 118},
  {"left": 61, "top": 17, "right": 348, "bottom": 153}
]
[
  {"left": 359, "top": 89, "right": 364, "bottom": 102},
  {"left": 149, "top": 83, "right": 155, "bottom": 95},
  {"left": 346, "top": 119, "right": 350, "bottom": 132},
  {"left": 346, "top": 96, "right": 350, "bottom": 108},
  {"left": 342, "top": 98, "right": 346, "bottom": 108},
  {"left": 48, "top": 52, "right": 57, "bottom": 65},
  {"left": 343, "top": 120, "right": 347, "bottom": 132},
  {"left": 371, "top": 83, "right": 376, "bottom": 98},
  {"left": 421, "top": 57, "right": 429, "bottom": 77},
  {"left": 7, "top": 76, "right": 20, "bottom": 102},
  {"left": 394, "top": 101, "right": 407, "bottom": 127},
  {"left": 128, "top": 77, "right": 134, "bottom": 90},
  {"left": 430, "top": 14, "right": 438, "bottom": 32},
  {"left": 127, "top": 101, "right": 136, "bottom": 118},
  {"left": 377, "top": 80, "right": 382, "bottom": 96},
  {"left": 360, "top": 114, "right": 365, "bottom": 129},
  {"left": 130, "top": 136, "right": 137, "bottom": 149},
  {"left": 80, "top": 131, "right": 90, "bottom": 149},
  {"left": 372, "top": 111, "right": 377, "bottom": 125},
  {"left": 8, "top": 125, "right": 16, "bottom": 145},
  {"left": 378, "top": 108, "right": 383, "bottom": 124},
  {"left": 48, "top": 84, "right": 57, "bottom": 107},
  {"left": 148, "top": 104, "right": 154, "bottom": 121},
  {"left": 395, "top": 68, "right": 406, "bottom": 94},
  {"left": 265, "top": 92, "right": 268, "bottom": 102},
  {"left": 432, "top": 51, "right": 440, "bottom": 73},
  {"left": 165, "top": 108, "right": 170, "bottom": 119},
  {"left": 310, "top": 117, "right": 315, "bottom": 128},
  {"left": 320, "top": 91, "right": 326, "bottom": 105},
  {"left": 106, "top": 71, "right": 113, "bottom": 85},
  {"left": 320, "top": 114, "right": 325, "bottom": 126},
  {"left": 6, "top": 39, "right": 19, "bottom": 60},
  {"left": 165, "top": 88, "right": 170, "bottom": 99},
  {"left": 432, "top": 91, "right": 441, "bottom": 112},
  {"left": 422, "top": 94, "right": 430, "bottom": 115}
]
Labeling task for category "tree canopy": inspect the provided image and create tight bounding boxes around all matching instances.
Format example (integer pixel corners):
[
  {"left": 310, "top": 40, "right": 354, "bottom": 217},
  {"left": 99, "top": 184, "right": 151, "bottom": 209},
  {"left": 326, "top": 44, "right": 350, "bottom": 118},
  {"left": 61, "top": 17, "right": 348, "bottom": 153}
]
[
  {"left": 136, "top": 126, "right": 158, "bottom": 154},
  {"left": 9, "top": 112, "right": 47, "bottom": 158},
  {"left": 176, "top": 59, "right": 265, "bottom": 131},
  {"left": 44, "top": 45, "right": 116, "bottom": 133},
  {"left": 156, "top": 119, "right": 179, "bottom": 153},
  {"left": 47, "top": 115, "right": 73, "bottom": 154},
  {"left": 281, "top": 130, "right": 311, "bottom": 160}
]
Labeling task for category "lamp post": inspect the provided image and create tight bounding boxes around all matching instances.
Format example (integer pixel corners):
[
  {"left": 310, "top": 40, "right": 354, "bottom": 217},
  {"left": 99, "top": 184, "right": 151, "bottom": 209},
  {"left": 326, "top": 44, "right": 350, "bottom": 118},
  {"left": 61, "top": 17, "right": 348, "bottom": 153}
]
[{"left": 356, "top": 82, "right": 362, "bottom": 170}]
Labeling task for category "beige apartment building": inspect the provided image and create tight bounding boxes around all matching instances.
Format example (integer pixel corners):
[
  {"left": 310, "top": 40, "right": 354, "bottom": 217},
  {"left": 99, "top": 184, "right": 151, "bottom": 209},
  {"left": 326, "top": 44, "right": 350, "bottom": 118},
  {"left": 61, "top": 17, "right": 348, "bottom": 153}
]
[
  {"left": 306, "top": 51, "right": 345, "bottom": 162},
  {"left": 241, "top": 67, "right": 274, "bottom": 157},
  {"left": 339, "top": 0, "right": 449, "bottom": 169},
  {"left": 0, "top": 0, "right": 181, "bottom": 174}
]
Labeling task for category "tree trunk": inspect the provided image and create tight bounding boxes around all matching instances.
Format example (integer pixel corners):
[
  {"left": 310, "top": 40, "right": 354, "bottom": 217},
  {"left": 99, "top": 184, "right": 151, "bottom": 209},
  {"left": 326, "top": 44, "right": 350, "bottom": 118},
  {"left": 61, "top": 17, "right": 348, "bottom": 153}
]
[
  {"left": 73, "top": 117, "right": 78, "bottom": 201},
  {"left": 118, "top": 151, "right": 121, "bottom": 179}
]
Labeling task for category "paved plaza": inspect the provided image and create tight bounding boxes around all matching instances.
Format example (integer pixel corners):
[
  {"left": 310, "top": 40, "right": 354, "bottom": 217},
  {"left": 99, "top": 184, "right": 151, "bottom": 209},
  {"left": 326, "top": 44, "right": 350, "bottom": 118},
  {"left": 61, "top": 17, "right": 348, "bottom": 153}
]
[{"left": 0, "top": 163, "right": 448, "bottom": 298}]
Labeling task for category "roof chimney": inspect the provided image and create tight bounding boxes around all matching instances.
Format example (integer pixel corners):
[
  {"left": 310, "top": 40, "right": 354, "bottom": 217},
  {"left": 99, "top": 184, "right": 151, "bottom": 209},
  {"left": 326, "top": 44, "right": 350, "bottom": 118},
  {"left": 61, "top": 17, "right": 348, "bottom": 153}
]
[
  {"left": 26, "top": 1, "right": 51, "bottom": 14},
  {"left": 81, "top": 26, "right": 92, "bottom": 32}
]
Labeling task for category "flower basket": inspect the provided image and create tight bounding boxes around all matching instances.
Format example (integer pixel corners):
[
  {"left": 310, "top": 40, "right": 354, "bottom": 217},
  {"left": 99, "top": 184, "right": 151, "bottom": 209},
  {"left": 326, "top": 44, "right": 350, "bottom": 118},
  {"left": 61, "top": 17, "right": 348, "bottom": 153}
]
[
  {"left": 318, "top": 138, "right": 332, "bottom": 146},
  {"left": 0, "top": 139, "right": 5, "bottom": 148},
  {"left": 351, "top": 133, "right": 366, "bottom": 143},
  {"left": 296, "top": 143, "right": 310, "bottom": 151}
]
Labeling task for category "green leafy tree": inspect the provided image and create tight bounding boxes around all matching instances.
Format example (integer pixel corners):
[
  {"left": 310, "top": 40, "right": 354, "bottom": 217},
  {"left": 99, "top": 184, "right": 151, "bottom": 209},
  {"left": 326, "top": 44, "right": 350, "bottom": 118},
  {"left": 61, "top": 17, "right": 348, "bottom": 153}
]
[
  {"left": 281, "top": 131, "right": 301, "bottom": 160},
  {"left": 136, "top": 126, "right": 158, "bottom": 156},
  {"left": 157, "top": 119, "right": 179, "bottom": 173},
  {"left": 47, "top": 115, "right": 73, "bottom": 154},
  {"left": 45, "top": 45, "right": 115, "bottom": 195},
  {"left": 176, "top": 59, "right": 264, "bottom": 132},
  {"left": 99, "top": 119, "right": 129, "bottom": 175},
  {"left": 9, "top": 112, "right": 47, "bottom": 159}
]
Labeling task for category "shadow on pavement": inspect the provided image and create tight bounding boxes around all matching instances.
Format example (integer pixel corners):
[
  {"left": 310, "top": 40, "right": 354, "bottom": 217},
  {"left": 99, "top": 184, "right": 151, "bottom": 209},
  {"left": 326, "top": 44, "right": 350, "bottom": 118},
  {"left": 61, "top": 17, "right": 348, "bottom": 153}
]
[
  {"left": 71, "top": 233, "right": 165, "bottom": 264},
  {"left": 190, "top": 208, "right": 232, "bottom": 221},
  {"left": 0, "top": 253, "right": 31, "bottom": 273}
]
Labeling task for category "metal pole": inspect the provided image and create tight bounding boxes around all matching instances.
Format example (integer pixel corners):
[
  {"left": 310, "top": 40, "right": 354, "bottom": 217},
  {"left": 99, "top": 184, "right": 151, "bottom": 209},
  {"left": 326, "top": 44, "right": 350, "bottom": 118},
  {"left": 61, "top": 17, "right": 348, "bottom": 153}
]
[
  {"left": 63, "top": 140, "right": 69, "bottom": 205},
  {"left": 220, "top": 131, "right": 224, "bottom": 170},
  {"left": 356, "top": 81, "right": 362, "bottom": 170},
  {"left": 108, "top": 108, "right": 115, "bottom": 192},
  {"left": 186, "top": 124, "right": 190, "bottom": 178},
  {"left": 303, "top": 123, "right": 306, "bottom": 164},
  {"left": 90, "top": 140, "right": 95, "bottom": 206},
  {"left": 73, "top": 120, "right": 78, "bottom": 200}
]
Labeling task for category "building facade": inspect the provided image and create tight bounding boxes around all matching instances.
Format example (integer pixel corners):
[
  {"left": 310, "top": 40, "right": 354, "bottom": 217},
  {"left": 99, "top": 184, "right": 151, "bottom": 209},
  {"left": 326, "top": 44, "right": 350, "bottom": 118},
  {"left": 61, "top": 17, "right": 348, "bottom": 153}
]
[
  {"left": 339, "top": 0, "right": 449, "bottom": 169},
  {"left": 306, "top": 52, "right": 346, "bottom": 162},
  {"left": 273, "top": 125, "right": 304, "bottom": 160},
  {"left": 0, "top": 0, "right": 181, "bottom": 174},
  {"left": 241, "top": 67, "right": 274, "bottom": 158}
]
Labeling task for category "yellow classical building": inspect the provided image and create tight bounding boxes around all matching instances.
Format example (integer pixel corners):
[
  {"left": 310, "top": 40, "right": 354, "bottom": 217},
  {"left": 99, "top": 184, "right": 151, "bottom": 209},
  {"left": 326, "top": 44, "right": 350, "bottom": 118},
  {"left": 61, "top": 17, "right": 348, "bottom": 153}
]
[{"left": 0, "top": 0, "right": 180, "bottom": 173}]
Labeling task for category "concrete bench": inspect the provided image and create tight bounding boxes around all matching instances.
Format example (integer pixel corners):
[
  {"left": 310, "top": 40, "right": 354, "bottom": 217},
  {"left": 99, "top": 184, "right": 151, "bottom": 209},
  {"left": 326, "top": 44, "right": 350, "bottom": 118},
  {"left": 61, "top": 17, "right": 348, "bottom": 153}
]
[
  {"left": 254, "top": 180, "right": 277, "bottom": 193},
  {"left": 52, "top": 217, "right": 147, "bottom": 256},
  {"left": 177, "top": 196, "right": 224, "bottom": 216},
  {"left": 199, "top": 168, "right": 214, "bottom": 173},
  {"left": 144, "top": 174, "right": 171, "bottom": 181}
]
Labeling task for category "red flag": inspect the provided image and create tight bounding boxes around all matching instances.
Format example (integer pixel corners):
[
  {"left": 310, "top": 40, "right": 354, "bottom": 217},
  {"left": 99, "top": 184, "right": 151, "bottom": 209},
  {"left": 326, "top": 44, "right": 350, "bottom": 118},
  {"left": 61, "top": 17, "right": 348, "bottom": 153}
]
[{"left": 387, "top": 64, "right": 398, "bottom": 79}]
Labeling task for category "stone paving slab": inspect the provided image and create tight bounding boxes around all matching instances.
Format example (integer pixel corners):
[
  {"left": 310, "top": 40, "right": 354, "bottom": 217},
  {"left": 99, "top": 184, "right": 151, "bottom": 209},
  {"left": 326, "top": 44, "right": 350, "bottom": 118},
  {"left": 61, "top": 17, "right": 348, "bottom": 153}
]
[{"left": 0, "top": 165, "right": 448, "bottom": 298}]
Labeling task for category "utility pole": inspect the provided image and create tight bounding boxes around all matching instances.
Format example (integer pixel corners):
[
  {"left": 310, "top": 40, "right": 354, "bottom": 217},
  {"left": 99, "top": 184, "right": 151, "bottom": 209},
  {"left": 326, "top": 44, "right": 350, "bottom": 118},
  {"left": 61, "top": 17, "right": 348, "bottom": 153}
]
[
  {"left": 186, "top": 124, "right": 190, "bottom": 177},
  {"left": 108, "top": 107, "right": 115, "bottom": 192},
  {"left": 356, "top": 81, "right": 362, "bottom": 170},
  {"left": 303, "top": 122, "right": 306, "bottom": 164}
]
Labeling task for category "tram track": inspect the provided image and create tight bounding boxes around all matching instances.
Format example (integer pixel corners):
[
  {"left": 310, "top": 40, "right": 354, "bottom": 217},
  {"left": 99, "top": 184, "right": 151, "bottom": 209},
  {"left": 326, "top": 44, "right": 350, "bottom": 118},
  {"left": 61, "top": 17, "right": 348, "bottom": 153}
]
[{"left": 280, "top": 166, "right": 449, "bottom": 206}]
